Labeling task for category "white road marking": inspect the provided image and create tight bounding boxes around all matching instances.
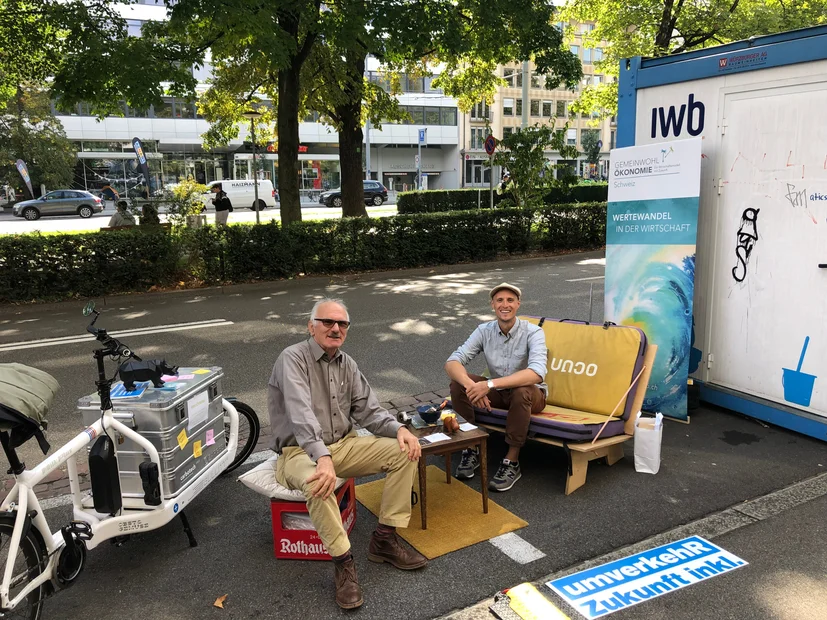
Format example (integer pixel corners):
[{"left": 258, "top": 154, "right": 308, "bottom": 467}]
[
  {"left": 489, "top": 532, "right": 546, "bottom": 564},
  {"left": 565, "top": 275, "right": 605, "bottom": 282},
  {"left": 0, "top": 319, "right": 233, "bottom": 352}
]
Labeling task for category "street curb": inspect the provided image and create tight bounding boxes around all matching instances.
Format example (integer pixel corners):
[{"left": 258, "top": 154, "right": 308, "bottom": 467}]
[{"left": 437, "top": 471, "right": 827, "bottom": 619}]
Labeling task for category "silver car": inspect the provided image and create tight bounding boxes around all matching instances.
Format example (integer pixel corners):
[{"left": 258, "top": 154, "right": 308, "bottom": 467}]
[{"left": 12, "top": 190, "right": 103, "bottom": 220}]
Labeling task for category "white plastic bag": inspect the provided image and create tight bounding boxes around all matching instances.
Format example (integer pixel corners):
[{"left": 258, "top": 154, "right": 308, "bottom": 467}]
[{"left": 634, "top": 412, "right": 663, "bottom": 474}]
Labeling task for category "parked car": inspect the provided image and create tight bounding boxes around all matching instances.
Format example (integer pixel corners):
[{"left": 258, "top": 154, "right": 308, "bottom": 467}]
[
  {"left": 12, "top": 190, "right": 103, "bottom": 220},
  {"left": 319, "top": 181, "right": 388, "bottom": 208},
  {"left": 202, "top": 179, "right": 277, "bottom": 210}
]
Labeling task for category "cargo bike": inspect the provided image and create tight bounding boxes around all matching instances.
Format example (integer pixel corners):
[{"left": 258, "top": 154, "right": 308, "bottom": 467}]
[{"left": 0, "top": 302, "right": 260, "bottom": 619}]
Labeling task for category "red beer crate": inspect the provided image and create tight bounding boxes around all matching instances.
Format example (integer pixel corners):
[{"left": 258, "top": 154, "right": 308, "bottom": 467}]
[{"left": 270, "top": 478, "right": 356, "bottom": 560}]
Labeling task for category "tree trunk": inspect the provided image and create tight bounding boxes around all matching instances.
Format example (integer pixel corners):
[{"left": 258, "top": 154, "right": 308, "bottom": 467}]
[
  {"left": 278, "top": 63, "right": 303, "bottom": 225},
  {"left": 336, "top": 54, "right": 368, "bottom": 218}
]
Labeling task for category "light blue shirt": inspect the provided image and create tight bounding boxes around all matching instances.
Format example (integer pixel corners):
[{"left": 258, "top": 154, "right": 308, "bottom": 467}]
[{"left": 447, "top": 318, "right": 548, "bottom": 395}]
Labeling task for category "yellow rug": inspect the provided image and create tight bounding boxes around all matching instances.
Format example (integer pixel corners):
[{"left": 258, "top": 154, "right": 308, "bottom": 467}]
[{"left": 356, "top": 465, "right": 528, "bottom": 559}]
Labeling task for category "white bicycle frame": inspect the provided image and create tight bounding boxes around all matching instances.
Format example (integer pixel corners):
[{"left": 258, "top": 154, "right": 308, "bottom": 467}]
[{"left": 0, "top": 399, "right": 239, "bottom": 612}]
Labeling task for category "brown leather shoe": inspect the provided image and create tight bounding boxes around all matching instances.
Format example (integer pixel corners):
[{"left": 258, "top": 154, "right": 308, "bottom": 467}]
[
  {"left": 334, "top": 557, "right": 363, "bottom": 609},
  {"left": 367, "top": 532, "right": 428, "bottom": 570}
]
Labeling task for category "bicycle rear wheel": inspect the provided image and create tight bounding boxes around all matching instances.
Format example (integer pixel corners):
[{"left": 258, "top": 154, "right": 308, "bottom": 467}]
[
  {"left": 223, "top": 400, "right": 261, "bottom": 474},
  {"left": 0, "top": 517, "right": 47, "bottom": 620}
]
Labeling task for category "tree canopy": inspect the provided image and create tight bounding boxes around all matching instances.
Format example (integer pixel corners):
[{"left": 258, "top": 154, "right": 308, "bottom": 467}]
[{"left": 562, "top": 0, "right": 827, "bottom": 118}]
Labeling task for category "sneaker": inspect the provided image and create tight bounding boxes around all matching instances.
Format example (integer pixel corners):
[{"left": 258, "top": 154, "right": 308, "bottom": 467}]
[
  {"left": 489, "top": 459, "right": 521, "bottom": 492},
  {"left": 455, "top": 448, "right": 480, "bottom": 479}
]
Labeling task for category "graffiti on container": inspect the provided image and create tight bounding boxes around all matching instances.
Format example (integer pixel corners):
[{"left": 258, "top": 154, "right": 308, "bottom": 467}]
[
  {"left": 732, "top": 208, "right": 759, "bottom": 283},
  {"left": 784, "top": 183, "right": 808, "bottom": 209}
]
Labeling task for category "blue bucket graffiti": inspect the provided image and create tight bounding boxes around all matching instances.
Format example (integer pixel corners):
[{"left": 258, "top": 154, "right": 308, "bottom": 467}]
[{"left": 782, "top": 336, "right": 817, "bottom": 408}]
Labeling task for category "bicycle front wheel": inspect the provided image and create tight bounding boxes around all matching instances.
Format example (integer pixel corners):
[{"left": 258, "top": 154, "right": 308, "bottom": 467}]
[
  {"left": 0, "top": 517, "right": 47, "bottom": 620},
  {"left": 223, "top": 399, "right": 261, "bottom": 474}
]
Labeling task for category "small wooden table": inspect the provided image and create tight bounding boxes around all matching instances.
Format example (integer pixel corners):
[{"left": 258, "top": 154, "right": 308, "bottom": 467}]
[{"left": 410, "top": 424, "right": 489, "bottom": 530}]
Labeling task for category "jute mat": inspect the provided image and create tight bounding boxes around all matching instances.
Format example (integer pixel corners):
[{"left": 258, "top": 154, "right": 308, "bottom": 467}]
[{"left": 356, "top": 465, "right": 527, "bottom": 559}]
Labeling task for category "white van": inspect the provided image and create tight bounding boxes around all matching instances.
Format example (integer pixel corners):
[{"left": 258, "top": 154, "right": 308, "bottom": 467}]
[{"left": 203, "top": 180, "right": 277, "bottom": 210}]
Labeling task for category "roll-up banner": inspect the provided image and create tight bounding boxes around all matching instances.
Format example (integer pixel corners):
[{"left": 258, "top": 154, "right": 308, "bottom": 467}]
[
  {"left": 15, "top": 159, "right": 34, "bottom": 198},
  {"left": 132, "top": 137, "right": 151, "bottom": 196},
  {"left": 604, "top": 138, "right": 702, "bottom": 420}
]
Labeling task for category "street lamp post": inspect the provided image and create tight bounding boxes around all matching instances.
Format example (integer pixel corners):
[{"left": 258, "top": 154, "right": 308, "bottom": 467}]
[{"left": 242, "top": 109, "right": 263, "bottom": 224}]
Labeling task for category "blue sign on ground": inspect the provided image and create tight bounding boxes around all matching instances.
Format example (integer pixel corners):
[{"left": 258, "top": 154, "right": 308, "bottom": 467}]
[{"left": 546, "top": 536, "right": 747, "bottom": 619}]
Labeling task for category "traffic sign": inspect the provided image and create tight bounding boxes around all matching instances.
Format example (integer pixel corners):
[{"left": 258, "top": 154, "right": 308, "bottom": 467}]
[
  {"left": 484, "top": 135, "right": 497, "bottom": 156},
  {"left": 414, "top": 154, "right": 420, "bottom": 165},
  {"left": 418, "top": 129, "right": 427, "bottom": 144},
  {"left": 597, "top": 139, "right": 603, "bottom": 149}
]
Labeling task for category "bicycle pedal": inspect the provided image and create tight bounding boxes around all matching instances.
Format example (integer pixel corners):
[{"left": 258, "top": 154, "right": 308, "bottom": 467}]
[{"left": 66, "top": 521, "right": 93, "bottom": 542}]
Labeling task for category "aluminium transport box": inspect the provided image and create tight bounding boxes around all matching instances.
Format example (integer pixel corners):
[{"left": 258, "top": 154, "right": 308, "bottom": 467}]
[
  {"left": 615, "top": 25, "right": 827, "bottom": 440},
  {"left": 77, "top": 367, "right": 227, "bottom": 504}
]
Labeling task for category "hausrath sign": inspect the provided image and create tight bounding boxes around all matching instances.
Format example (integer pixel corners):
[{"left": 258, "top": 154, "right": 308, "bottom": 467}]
[{"left": 547, "top": 536, "right": 747, "bottom": 619}]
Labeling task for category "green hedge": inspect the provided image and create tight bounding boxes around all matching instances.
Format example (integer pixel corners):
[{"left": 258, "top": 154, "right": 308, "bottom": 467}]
[
  {"left": 0, "top": 203, "right": 607, "bottom": 302},
  {"left": 397, "top": 183, "right": 608, "bottom": 214}
]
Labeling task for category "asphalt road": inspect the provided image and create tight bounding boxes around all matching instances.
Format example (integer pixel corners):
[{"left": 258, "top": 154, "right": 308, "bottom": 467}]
[
  {"left": 3, "top": 252, "right": 826, "bottom": 620},
  {"left": 0, "top": 202, "right": 397, "bottom": 234},
  {"left": 1, "top": 251, "right": 606, "bottom": 463}
]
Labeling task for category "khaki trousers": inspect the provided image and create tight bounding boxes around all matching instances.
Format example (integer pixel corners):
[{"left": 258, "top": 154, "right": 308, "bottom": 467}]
[
  {"left": 275, "top": 432, "right": 417, "bottom": 557},
  {"left": 215, "top": 209, "right": 229, "bottom": 226}
]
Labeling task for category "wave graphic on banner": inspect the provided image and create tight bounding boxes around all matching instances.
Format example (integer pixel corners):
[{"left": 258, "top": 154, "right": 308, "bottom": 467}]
[{"left": 606, "top": 244, "right": 695, "bottom": 414}]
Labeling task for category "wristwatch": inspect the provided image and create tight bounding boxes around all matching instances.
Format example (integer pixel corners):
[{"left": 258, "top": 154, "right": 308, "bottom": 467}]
[{"left": 487, "top": 379, "right": 495, "bottom": 389}]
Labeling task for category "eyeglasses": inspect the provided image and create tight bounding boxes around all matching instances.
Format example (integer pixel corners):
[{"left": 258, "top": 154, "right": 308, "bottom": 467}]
[{"left": 313, "top": 318, "right": 351, "bottom": 329}]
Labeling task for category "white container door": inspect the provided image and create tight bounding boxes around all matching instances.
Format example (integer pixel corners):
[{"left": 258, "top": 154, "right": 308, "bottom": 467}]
[{"left": 706, "top": 78, "right": 827, "bottom": 417}]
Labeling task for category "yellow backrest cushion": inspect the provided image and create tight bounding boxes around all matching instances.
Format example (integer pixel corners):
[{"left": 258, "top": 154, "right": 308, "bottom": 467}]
[{"left": 521, "top": 317, "right": 642, "bottom": 417}]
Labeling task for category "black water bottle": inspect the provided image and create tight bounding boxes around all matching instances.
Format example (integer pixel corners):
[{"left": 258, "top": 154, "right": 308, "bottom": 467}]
[{"left": 89, "top": 436, "right": 122, "bottom": 514}]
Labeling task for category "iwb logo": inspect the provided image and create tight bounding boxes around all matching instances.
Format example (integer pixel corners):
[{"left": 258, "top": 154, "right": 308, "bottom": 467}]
[{"left": 650, "top": 94, "right": 705, "bottom": 138}]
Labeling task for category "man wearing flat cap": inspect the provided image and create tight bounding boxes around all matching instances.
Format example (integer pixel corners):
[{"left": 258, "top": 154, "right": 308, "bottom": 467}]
[{"left": 445, "top": 283, "right": 547, "bottom": 491}]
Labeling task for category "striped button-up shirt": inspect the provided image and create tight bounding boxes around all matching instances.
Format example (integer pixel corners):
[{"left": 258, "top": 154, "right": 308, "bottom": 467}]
[
  {"left": 268, "top": 338, "right": 402, "bottom": 461},
  {"left": 447, "top": 318, "right": 548, "bottom": 395}
]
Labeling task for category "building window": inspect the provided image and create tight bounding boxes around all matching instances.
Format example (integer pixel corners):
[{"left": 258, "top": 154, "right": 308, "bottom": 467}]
[
  {"left": 516, "top": 98, "right": 522, "bottom": 116},
  {"left": 153, "top": 99, "right": 173, "bottom": 118},
  {"left": 425, "top": 107, "right": 441, "bottom": 125},
  {"left": 570, "top": 45, "right": 579, "bottom": 57},
  {"left": 127, "top": 104, "right": 149, "bottom": 118},
  {"left": 405, "top": 76, "right": 425, "bottom": 93},
  {"left": 54, "top": 100, "right": 78, "bottom": 116},
  {"left": 503, "top": 98, "right": 514, "bottom": 116},
  {"left": 592, "top": 75, "right": 602, "bottom": 86},
  {"left": 503, "top": 127, "right": 514, "bottom": 139},
  {"left": 583, "top": 48, "right": 592, "bottom": 64},
  {"left": 441, "top": 107, "right": 457, "bottom": 126},
  {"left": 531, "top": 73, "right": 541, "bottom": 89},
  {"left": 530, "top": 99, "right": 540, "bottom": 117},
  {"left": 594, "top": 48, "right": 603, "bottom": 62},
  {"left": 542, "top": 100, "right": 553, "bottom": 117},
  {"left": 174, "top": 99, "right": 196, "bottom": 119},
  {"left": 471, "top": 127, "right": 491, "bottom": 150},
  {"left": 503, "top": 68, "right": 515, "bottom": 87},
  {"left": 556, "top": 101, "right": 567, "bottom": 118},
  {"left": 503, "top": 67, "right": 523, "bottom": 88},
  {"left": 471, "top": 100, "right": 490, "bottom": 120},
  {"left": 465, "top": 159, "right": 491, "bottom": 186},
  {"left": 610, "top": 130, "right": 616, "bottom": 149},
  {"left": 581, "top": 128, "right": 600, "bottom": 145},
  {"left": 408, "top": 106, "right": 424, "bottom": 125},
  {"left": 567, "top": 128, "right": 577, "bottom": 146},
  {"left": 579, "top": 23, "right": 594, "bottom": 34}
]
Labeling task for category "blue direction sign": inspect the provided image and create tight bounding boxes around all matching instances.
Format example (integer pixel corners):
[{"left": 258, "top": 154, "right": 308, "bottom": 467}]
[
  {"left": 418, "top": 128, "right": 427, "bottom": 144},
  {"left": 484, "top": 135, "right": 497, "bottom": 156}
]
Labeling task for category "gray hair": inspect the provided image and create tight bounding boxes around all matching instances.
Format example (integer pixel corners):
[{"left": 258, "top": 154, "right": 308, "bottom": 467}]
[{"left": 310, "top": 298, "right": 349, "bottom": 321}]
